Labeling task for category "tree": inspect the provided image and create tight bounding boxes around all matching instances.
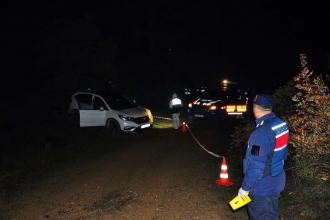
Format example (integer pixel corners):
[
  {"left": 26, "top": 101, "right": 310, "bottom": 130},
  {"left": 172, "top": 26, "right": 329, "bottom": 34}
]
[
  {"left": 272, "top": 80, "right": 296, "bottom": 118},
  {"left": 289, "top": 53, "right": 330, "bottom": 181}
]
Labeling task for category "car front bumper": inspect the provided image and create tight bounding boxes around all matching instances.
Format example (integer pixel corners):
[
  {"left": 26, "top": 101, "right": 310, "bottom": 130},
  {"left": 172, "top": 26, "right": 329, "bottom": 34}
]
[{"left": 121, "top": 121, "right": 152, "bottom": 132}]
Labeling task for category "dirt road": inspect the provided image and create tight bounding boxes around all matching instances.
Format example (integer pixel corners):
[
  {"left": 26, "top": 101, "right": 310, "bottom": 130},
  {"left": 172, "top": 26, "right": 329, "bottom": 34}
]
[{"left": 1, "top": 121, "right": 248, "bottom": 219}]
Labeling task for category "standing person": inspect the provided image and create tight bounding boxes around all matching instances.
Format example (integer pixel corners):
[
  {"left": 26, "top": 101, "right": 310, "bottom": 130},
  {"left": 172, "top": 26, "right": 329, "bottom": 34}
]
[
  {"left": 238, "top": 94, "right": 289, "bottom": 220},
  {"left": 169, "top": 93, "right": 183, "bottom": 130}
]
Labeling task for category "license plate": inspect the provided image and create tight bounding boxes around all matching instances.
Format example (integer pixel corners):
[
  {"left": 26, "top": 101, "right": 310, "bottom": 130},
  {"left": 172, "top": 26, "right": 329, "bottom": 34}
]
[
  {"left": 194, "top": 114, "right": 204, "bottom": 118},
  {"left": 141, "top": 124, "right": 151, "bottom": 129},
  {"left": 228, "top": 112, "right": 243, "bottom": 115}
]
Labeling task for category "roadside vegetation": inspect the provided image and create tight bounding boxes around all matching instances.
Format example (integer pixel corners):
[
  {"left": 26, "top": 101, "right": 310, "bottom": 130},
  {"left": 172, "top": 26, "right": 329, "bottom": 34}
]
[{"left": 230, "top": 54, "right": 330, "bottom": 220}]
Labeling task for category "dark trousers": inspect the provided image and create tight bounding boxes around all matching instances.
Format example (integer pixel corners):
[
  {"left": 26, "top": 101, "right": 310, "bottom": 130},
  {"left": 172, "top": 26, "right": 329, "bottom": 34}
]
[{"left": 247, "top": 194, "right": 280, "bottom": 220}]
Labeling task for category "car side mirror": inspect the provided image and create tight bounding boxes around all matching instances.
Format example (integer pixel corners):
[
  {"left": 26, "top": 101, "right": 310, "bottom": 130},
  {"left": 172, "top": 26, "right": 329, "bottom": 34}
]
[{"left": 99, "top": 106, "right": 105, "bottom": 111}]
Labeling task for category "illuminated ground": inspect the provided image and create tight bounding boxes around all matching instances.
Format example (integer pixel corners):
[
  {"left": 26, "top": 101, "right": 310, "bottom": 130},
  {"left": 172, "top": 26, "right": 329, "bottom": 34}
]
[
  {"left": 152, "top": 117, "right": 174, "bottom": 129},
  {"left": 1, "top": 117, "right": 247, "bottom": 219}
]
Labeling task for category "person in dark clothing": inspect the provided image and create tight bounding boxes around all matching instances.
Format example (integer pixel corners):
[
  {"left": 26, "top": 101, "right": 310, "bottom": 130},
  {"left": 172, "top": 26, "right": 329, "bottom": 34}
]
[{"left": 239, "top": 94, "right": 289, "bottom": 220}]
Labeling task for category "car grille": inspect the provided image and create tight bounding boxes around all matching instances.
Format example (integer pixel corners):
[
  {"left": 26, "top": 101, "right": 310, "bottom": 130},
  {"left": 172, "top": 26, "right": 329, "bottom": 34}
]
[{"left": 132, "top": 116, "right": 149, "bottom": 124}]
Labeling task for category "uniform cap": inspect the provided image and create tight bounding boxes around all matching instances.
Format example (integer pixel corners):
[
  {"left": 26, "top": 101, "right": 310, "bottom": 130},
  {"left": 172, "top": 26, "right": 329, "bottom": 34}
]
[{"left": 253, "top": 94, "right": 273, "bottom": 109}]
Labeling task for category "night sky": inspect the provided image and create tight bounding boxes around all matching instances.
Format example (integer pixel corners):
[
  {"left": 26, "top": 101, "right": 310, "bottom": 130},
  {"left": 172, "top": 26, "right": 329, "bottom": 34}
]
[{"left": 4, "top": 1, "right": 330, "bottom": 97}]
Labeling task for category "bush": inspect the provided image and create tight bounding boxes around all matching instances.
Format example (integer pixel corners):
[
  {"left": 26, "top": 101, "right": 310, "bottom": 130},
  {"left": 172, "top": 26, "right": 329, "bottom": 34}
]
[
  {"left": 289, "top": 54, "right": 330, "bottom": 182},
  {"left": 229, "top": 118, "right": 254, "bottom": 157},
  {"left": 272, "top": 80, "right": 296, "bottom": 118}
]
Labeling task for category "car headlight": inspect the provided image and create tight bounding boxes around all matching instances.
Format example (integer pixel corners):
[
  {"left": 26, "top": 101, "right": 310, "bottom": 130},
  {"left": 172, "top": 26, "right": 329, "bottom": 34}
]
[
  {"left": 146, "top": 109, "right": 154, "bottom": 123},
  {"left": 188, "top": 103, "right": 192, "bottom": 108},
  {"left": 209, "top": 105, "right": 217, "bottom": 110},
  {"left": 118, "top": 114, "right": 132, "bottom": 121}
]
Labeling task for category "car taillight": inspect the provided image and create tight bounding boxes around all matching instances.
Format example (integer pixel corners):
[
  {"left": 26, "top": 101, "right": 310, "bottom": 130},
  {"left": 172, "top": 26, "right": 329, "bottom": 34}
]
[
  {"left": 226, "top": 105, "right": 235, "bottom": 112},
  {"left": 237, "top": 105, "right": 247, "bottom": 112}
]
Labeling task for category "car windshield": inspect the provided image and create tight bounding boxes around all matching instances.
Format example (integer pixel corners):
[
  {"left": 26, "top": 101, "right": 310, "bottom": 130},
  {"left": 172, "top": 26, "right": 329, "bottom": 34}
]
[
  {"left": 102, "top": 93, "right": 137, "bottom": 110},
  {"left": 226, "top": 89, "right": 248, "bottom": 102}
]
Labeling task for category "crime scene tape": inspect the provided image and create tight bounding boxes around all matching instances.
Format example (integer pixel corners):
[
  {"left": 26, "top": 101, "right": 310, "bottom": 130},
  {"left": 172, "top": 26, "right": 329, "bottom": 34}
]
[
  {"left": 185, "top": 124, "right": 223, "bottom": 159},
  {"left": 154, "top": 115, "right": 223, "bottom": 158},
  {"left": 153, "top": 116, "right": 173, "bottom": 120}
]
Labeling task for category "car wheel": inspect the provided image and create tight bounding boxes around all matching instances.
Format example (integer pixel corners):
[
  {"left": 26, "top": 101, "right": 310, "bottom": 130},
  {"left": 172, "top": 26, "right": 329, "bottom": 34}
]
[
  {"left": 69, "top": 109, "right": 80, "bottom": 127},
  {"left": 106, "top": 119, "right": 121, "bottom": 135}
]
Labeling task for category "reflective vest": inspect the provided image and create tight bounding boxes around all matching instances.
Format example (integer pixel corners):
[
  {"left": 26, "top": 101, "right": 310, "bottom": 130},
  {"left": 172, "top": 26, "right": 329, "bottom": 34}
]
[
  {"left": 169, "top": 98, "right": 182, "bottom": 114},
  {"left": 170, "top": 98, "right": 182, "bottom": 106}
]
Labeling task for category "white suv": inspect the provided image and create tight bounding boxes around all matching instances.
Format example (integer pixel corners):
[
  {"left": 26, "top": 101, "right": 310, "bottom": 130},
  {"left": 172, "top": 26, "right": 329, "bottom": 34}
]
[{"left": 68, "top": 90, "right": 153, "bottom": 133}]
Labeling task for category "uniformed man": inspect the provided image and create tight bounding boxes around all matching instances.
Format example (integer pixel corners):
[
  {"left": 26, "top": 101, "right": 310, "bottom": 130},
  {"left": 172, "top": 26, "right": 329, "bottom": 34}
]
[
  {"left": 238, "top": 94, "right": 289, "bottom": 220},
  {"left": 169, "top": 93, "right": 183, "bottom": 130}
]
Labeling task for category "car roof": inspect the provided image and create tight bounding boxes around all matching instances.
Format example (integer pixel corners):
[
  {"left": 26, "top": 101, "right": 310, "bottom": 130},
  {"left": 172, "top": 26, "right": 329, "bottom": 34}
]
[{"left": 74, "top": 89, "right": 121, "bottom": 97}]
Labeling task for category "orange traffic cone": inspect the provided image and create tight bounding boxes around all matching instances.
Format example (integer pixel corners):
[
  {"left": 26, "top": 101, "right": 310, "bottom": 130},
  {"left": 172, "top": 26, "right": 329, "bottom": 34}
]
[
  {"left": 215, "top": 157, "right": 234, "bottom": 186},
  {"left": 180, "top": 122, "right": 188, "bottom": 132}
]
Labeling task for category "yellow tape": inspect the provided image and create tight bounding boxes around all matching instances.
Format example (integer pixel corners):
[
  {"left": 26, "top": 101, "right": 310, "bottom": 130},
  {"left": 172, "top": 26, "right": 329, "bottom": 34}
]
[{"left": 229, "top": 195, "right": 251, "bottom": 210}]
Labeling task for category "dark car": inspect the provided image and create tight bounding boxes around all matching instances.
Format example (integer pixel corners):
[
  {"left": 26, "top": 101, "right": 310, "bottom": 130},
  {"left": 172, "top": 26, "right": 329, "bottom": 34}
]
[
  {"left": 225, "top": 89, "right": 249, "bottom": 118},
  {"left": 187, "top": 90, "right": 228, "bottom": 120},
  {"left": 187, "top": 89, "right": 249, "bottom": 120}
]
